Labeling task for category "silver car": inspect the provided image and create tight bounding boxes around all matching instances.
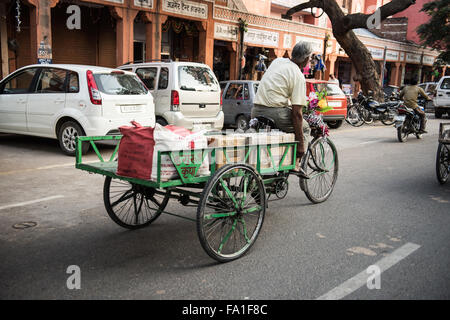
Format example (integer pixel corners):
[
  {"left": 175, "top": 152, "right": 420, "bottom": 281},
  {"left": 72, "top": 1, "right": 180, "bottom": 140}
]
[{"left": 220, "top": 80, "right": 259, "bottom": 130}]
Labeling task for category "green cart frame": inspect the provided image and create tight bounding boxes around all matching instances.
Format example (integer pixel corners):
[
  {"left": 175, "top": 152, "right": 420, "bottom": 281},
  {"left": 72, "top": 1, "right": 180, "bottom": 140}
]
[{"left": 76, "top": 133, "right": 338, "bottom": 262}]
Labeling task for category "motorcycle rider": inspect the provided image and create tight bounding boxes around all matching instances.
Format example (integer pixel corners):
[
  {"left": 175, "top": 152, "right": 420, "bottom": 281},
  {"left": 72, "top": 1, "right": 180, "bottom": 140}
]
[
  {"left": 251, "top": 41, "right": 312, "bottom": 177},
  {"left": 399, "top": 78, "right": 431, "bottom": 134}
]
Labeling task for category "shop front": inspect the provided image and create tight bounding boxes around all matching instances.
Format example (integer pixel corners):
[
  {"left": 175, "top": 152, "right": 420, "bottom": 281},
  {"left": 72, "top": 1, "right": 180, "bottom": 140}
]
[
  {"left": 212, "top": 22, "right": 238, "bottom": 82},
  {"left": 241, "top": 28, "right": 280, "bottom": 81},
  {"left": 159, "top": 0, "right": 212, "bottom": 65},
  {"left": 51, "top": 2, "right": 116, "bottom": 67}
]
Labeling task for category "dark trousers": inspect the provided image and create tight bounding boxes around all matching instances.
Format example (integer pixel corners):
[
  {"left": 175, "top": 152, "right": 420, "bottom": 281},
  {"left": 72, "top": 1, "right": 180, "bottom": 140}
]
[
  {"left": 414, "top": 107, "right": 426, "bottom": 130},
  {"left": 251, "top": 104, "right": 306, "bottom": 157}
]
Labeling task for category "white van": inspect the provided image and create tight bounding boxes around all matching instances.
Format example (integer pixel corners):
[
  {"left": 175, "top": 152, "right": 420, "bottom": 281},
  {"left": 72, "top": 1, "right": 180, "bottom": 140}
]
[
  {"left": 118, "top": 61, "right": 224, "bottom": 131},
  {"left": 0, "top": 64, "right": 155, "bottom": 155},
  {"left": 434, "top": 76, "right": 450, "bottom": 118}
]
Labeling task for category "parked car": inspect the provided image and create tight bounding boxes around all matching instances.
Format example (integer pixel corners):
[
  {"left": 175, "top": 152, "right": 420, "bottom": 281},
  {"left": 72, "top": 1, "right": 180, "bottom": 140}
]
[
  {"left": 220, "top": 80, "right": 259, "bottom": 130},
  {"left": 306, "top": 79, "right": 348, "bottom": 129},
  {"left": 118, "top": 61, "right": 224, "bottom": 131},
  {"left": 433, "top": 77, "right": 450, "bottom": 118},
  {"left": 418, "top": 82, "right": 437, "bottom": 111},
  {"left": 0, "top": 64, "right": 155, "bottom": 155}
]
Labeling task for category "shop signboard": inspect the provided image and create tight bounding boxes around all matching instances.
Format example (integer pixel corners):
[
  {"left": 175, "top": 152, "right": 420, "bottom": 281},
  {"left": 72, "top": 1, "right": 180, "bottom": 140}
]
[
  {"left": 134, "top": 0, "right": 153, "bottom": 9},
  {"left": 367, "top": 46, "right": 384, "bottom": 60},
  {"left": 423, "top": 55, "right": 435, "bottom": 66},
  {"left": 162, "top": 0, "right": 208, "bottom": 19},
  {"left": 214, "top": 23, "right": 238, "bottom": 41},
  {"left": 406, "top": 53, "right": 421, "bottom": 64},
  {"left": 386, "top": 50, "right": 399, "bottom": 61},
  {"left": 295, "top": 36, "right": 323, "bottom": 53},
  {"left": 244, "top": 28, "right": 279, "bottom": 47},
  {"left": 283, "top": 34, "right": 292, "bottom": 49}
]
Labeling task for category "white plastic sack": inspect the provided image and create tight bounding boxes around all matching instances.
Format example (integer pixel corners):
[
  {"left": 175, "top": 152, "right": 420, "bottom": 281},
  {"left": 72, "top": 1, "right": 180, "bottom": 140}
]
[{"left": 151, "top": 124, "right": 210, "bottom": 181}]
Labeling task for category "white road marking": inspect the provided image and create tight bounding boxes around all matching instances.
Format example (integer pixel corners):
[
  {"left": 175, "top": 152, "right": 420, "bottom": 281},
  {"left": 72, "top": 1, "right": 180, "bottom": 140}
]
[
  {"left": 359, "top": 140, "right": 380, "bottom": 145},
  {"left": 0, "top": 195, "right": 65, "bottom": 211},
  {"left": 316, "top": 242, "right": 421, "bottom": 300},
  {"left": 0, "top": 160, "right": 101, "bottom": 176}
]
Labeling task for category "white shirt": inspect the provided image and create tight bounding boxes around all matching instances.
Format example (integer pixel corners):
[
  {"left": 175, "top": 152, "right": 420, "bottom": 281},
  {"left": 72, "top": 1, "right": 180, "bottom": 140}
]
[{"left": 254, "top": 58, "right": 307, "bottom": 107}]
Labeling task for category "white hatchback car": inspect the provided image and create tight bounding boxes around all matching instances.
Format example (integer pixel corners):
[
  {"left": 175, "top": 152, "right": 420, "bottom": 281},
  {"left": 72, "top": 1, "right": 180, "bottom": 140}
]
[
  {"left": 117, "top": 61, "right": 224, "bottom": 131},
  {"left": 434, "top": 76, "right": 450, "bottom": 118},
  {"left": 0, "top": 64, "right": 155, "bottom": 155}
]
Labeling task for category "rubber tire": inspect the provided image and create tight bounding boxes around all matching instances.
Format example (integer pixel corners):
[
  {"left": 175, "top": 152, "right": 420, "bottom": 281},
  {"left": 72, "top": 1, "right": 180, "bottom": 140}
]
[
  {"left": 196, "top": 164, "right": 266, "bottom": 263},
  {"left": 381, "top": 112, "right": 396, "bottom": 126},
  {"left": 58, "top": 121, "right": 89, "bottom": 156},
  {"left": 345, "top": 106, "right": 364, "bottom": 127},
  {"left": 235, "top": 115, "right": 249, "bottom": 131},
  {"left": 435, "top": 109, "right": 443, "bottom": 119},
  {"left": 156, "top": 117, "right": 168, "bottom": 126},
  {"left": 103, "top": 177, "right": 171, "bottom": 229},
  {"left": 326, "top": 120, "right": 343, "bottom": 129},
  {"left": 300, "top": 137, "right": 339, "bottom": 204},
  {"left": 436, "top": 143, "right": 449, "bottom": 185},
  {"left": 397, "top": 125, "right": 408, "bottom": 142}
]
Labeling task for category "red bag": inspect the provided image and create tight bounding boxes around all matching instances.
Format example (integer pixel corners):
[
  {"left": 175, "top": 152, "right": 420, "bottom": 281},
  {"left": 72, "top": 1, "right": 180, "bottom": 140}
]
[{"left": 116, "top": 121, "right": 155, "bottom": 180}]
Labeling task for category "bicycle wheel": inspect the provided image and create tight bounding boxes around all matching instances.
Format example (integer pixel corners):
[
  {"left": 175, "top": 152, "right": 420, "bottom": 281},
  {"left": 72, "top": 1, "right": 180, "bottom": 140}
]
[
  {"left": 436, "top": 143, "right": 450, "bottom": 184},
  {"left": 346, "top": 106, "right": 364, "bottom": 127},
  {"left": 197, "top": 164, "right": 266, "bottom": 262},
  {"left": 103, "top": 177, "right": 171, "bottom": 229},
  {"left": 362, "top": 108, "right": 373, "bottom": 124},
  {"left": 300, "top": 137, "right": 339, "bottom": 204}
]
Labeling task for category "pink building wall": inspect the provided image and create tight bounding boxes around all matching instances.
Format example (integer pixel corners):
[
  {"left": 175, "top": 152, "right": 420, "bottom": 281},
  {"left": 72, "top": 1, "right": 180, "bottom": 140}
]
[{"left": 393, "top": 0, "right": 431, "bottom": 45}]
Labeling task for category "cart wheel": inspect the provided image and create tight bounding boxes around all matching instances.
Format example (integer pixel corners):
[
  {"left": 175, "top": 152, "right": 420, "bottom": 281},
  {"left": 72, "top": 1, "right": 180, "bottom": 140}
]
[
  {"left": 103, "top": 177, "right": 171, "bottom": 229},
  {"left": 436, "top": 143, "right": 449, "bottom": 184},
  {"left": 197, "top": 164, "right": 266, "bottom": 262},
  {"left": 300, "top": 137, "right": 338, "bottom": 204}
]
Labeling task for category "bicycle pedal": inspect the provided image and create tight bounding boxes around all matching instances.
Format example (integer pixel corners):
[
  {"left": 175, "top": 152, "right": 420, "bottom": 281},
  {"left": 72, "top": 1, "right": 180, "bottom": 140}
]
[{"left": 290, "top": 170, "right": 310, "bottom": 179}]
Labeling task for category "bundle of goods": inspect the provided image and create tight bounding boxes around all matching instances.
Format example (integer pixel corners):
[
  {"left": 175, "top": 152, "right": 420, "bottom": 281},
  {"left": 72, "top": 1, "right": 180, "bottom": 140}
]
[
  {"left": 207, "top": 131, "right": 295, "bottom": 171},
  {"left": 116, "top": 122, "right": 209, "bottom": 181}
]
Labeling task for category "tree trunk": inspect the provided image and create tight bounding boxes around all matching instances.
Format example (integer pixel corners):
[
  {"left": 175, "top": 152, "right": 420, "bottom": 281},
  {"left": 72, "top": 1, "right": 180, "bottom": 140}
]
[{"left": 333, "top": 30, "right": 383, "bottom": 100}]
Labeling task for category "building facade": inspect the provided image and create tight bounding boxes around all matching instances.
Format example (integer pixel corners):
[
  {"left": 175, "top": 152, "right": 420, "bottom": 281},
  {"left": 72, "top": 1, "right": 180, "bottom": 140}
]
[{"left": 0, "top": 0, "right": 442, "bottom": 94}]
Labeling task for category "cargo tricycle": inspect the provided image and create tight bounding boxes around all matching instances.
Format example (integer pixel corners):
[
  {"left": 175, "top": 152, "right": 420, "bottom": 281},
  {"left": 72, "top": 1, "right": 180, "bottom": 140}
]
[{"left": 75, "top": 126, "right": 338, "bottom": 262}]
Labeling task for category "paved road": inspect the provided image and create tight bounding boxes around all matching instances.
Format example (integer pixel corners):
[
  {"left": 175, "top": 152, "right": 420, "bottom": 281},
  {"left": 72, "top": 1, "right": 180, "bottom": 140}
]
[{"left": 1, "top": 116, "right": 449, "bottom": 300}]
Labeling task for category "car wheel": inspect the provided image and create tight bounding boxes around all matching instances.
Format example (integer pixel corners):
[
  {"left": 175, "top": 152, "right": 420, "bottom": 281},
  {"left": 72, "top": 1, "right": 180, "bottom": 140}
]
[
  {"left": 58, "top": 121, "right": 89, "bottom": 156},
  {"left": 435, "top": 109, "right": 443, "bottom": 119},
  {"left": 156, "top": 117, "right": 168, "bottom": 126},
  {"left": 235, "top": 115, "right": 249, "bottom": 131},
  {"left": 326, "top": 120, "right": 343, "bottom": 129}
]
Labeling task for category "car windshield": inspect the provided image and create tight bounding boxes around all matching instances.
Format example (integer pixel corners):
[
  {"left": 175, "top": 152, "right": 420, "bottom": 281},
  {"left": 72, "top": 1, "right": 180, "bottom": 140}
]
[
  {"left": 440, "top": 78, "right": 450, "bottom": 89},
  {"left": 314, "top": 82, "right": 345, "bottom": 96},
  {"left": 93, "top": 73, "right": 148, "bottom": 95},
  {"left": 178, "top": 66, "right": 219, "bottom": 92}
]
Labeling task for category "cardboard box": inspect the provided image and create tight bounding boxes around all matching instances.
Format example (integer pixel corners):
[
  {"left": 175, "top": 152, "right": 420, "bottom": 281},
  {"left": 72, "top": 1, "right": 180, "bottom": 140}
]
[{"left": 208, "top": 135, "right": 247, "bottom": 170}]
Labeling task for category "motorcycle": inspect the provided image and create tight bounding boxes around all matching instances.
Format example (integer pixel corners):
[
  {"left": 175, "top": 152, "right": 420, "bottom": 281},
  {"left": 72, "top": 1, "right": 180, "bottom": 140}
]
[
  {"left": 347, "top": 91, "right": 399, "bottom": 126},
  {"left": 394, "top": 105, "right": 425, "bottom": 142}
]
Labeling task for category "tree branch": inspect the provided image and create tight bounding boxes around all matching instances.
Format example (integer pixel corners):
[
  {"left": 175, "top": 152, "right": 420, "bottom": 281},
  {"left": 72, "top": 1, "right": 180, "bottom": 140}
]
[
  {"left": 341, "top": 0, "right": 416, "bottom": 31},
  {"left": 283, "top": 0, "right": 322, "bottom": 20}
]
